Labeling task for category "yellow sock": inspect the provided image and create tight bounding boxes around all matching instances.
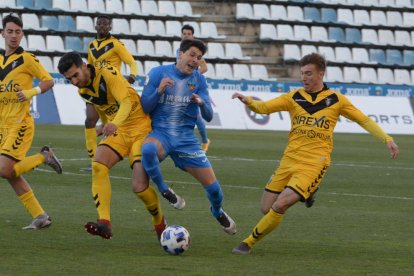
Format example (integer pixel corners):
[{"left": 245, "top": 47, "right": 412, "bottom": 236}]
[
  {"left": 85, "top": 127, "right": 97, "bottom": 161},
  {"left": 13, "top": 154, "right": 45, "bottom": 177},
  {"left": 243, "top": 209, "right": 283, "bottom": 248},
  {"left": 92, "top": 162, "right": 111, "bottom": 221},
  {"left": 136, "top": 186, "right": 163, "bottom": 225},
  {"left": 19, "top": 190, "right": 45, "bottom": 218}
]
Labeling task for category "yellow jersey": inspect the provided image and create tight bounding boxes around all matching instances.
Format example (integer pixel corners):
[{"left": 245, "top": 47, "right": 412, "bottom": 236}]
[
  {"left": 87, "top": 35, "right": 137, "bottom": 76},
  {"left": 0, "top": 47, "right": 52, "bottom": 126},
  {"left": 247, "top": 86, "right": 392, "bottom": 165},
  {"left": 78, "top": 64, "right": 149, "bottom": 130}
]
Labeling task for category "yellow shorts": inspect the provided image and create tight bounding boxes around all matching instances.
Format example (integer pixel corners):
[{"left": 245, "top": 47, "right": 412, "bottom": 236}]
[
  {"left": 98, "top": 125, "right": 151, "bottom": 166},
  {"left": 265, "top": 155, "right": 329, "bottom": 201},
  {"left": 0, "top": 116, "right": 35, "bottom": 161}
]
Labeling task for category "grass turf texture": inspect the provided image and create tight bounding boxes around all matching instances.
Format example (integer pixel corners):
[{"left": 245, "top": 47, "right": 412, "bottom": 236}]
[{"left": 0, "top": 125, "right": 413, "bottom": 275}]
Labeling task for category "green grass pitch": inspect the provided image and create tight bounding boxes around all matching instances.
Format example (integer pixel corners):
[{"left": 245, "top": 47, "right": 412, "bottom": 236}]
[{"left": 0, "top": 125, "right": 413, "bottom": 275}]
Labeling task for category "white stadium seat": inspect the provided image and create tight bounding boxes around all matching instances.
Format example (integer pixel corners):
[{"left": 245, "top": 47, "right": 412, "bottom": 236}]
[
  {"left": 137, "top": 40, "right": 155, "bottom": 56},
  {"left": 360, "top": 67, "right": 378, "bottom": 83},
  {"left": 120, "top": 39, "right": 137, "bottom": 55},
  {"left": 204, "top": 63, "right": 216, "bottom": 79},
  {"left": 253, "top": 4, "right": 270, "bottom": 19},
  {"left": 124, "top": 0, "right": 140, "bottom": 15},
  {"left": 141, "top": 0, "right": 159, "bottom": 16},
  {"left": 343, "top": 67, "right": 361, "bottom": 83},
  {"left": 87, "top": 0, "right": 105, "bottom": 12},
  {"left": 130, "top": 19, "right": 148, "bottom": 35},
  {"left": 260, "top": 24, "right": 277, "bottom": 40},
  {"left": 144, "top": 61, "right": 160, "bottom": 75},
  {"left": 215, "top": 64, "right": 233, "bottom": 80},
  {"left": 270, "top": 5, "right": 287, "bottom": 20},
  {"left": 283, "top": 44, "right": 301, "bottom": 61},
  {"left": 236, "top": 3, "right": 253, "bottom": 19},
  {"left": 46, "top": 35, "right": 65, "bottom": 52},
  {"left": 106, "top": 0, "right": 123, "bottom": 14},
  {"left": 377, "top": 68, "right": 394, "bottom": 84},
  {"left": 233, "top": 64, "right": 251, "bottom": 80},
  {"left": 326, "top": 66, "right": 344, "bottom": 82},
  {"left": 155, "top": 40, "right": 173, "bottom": 57},
  {"left": 318, "top": 46, "right": 336, "bottom": 61},
  {"left": 112, "top": 18, "right": 130, "bottom": 35},
  {"left": 250, "top": 64, "right": 270, "bottom": 80},
  {"left": 158, "top": 0, "right": 176, "bottom": 16}
]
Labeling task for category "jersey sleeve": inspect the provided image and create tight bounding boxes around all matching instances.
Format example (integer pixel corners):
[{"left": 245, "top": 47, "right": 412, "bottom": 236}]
[
  {"left": 246, "top": 93, "right": 290, "bottom": 114},
  {"left": 27, "top": 53, "right": 53, "bottom": 81},
  {"left": 196, "top": 74, "right": 213, "bottom": 122},
  {"left": 87, "top": 41, "right": 94, "bottom": 64},
  {"left": 141, "top": 67, "right": 162, "bottom": 114},
  {"left": 339, "top": 94, "right": 392, "bottom": 143},
  {"left": 102, "top": 66, "right": 131, "bottom": 126},
  {"left": 116, "top": 40, "right": 137, "bottom": 76}
]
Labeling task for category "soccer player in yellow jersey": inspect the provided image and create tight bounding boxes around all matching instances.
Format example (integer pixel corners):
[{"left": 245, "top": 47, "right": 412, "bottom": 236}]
[
  {"left": 231, "top": 53, "right": 400, "bottom": 254},
  {"left": 58, "top": 51, "right": 166, "bottom": 240},
  {"left": 81, "top": 15, "right": 138, "bottom": 171},
  {"left": 0, "top": 14, "right": 62, "bottom": 230}
]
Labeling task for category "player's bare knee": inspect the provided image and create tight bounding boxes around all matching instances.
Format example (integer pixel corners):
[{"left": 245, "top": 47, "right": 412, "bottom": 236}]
[
  {"left": 0, "top": 166, "right": 14, "bottom": 180},
  {"left": 260, "top": 205, "right": 271, "bottom": 215}
]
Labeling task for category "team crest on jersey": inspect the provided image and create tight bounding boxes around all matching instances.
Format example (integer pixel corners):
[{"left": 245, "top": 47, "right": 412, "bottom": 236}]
[
  {"left": 325, "top": 98, "right": 333, "bottom": 106},
  {"left": 187, "top": 79, "right": 195, "bottom": 91}
]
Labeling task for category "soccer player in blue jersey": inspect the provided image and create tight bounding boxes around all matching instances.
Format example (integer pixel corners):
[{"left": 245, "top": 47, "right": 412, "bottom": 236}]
[
  {"left": 141, "top": 39, "right": 236, "bottom": 235},
  {"left": 176, "top": 24, "right": 210, "bottom": 152}
]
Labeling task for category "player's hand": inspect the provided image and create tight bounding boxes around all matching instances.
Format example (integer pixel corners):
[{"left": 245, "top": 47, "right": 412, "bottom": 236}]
[
  {"left": 16, "top": 87, "right": 39, "bottom": 102},
  {"left": 96, "top": 124, "right": 104, "bottom": 136},
  {"left": 190, "top": 94, "right": 204, "bottom": 106},
  {"left": 158, "top": 78, "right": 174, "bottom": 95},
  {"left": 232, "top": 92, "right": 250, "bottom": 104},
  {"left": 386, "top": 140, "right": 399, "bottom": 159},
  {"left": 127, "top": 74, "right": 136, "bottom": 84},
  {"left": 102, "top": 122, "right": 117, "bottom": 138}
]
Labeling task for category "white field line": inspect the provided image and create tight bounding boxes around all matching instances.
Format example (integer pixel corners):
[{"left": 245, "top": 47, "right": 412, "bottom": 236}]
[{"left": 35, "top": 167, "right": 414, "bottom": 201}]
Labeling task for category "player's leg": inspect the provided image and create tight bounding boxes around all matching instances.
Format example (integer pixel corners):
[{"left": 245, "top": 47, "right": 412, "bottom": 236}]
[
  {"left": 130, "top": 138, "right": 165, "bottom": 240},
  {"left": 141, "top": 135, "right": 185, "bottom": 209},
  {"left": 233, "top": 160, "right": 328, "bottom": 254},
  {"left": 81, "top": 103, "right": 100, "bottom": 172},
  {"left": 84, "top": 142, "right": 121, "bottom": 239},
  {"left": 0, "top": 124, "right": 52, "bottom": 229},
  {"left": 195, "top": 112, "right": 210, "bottom": 151},
  {"left": 185, "top": 165, "right": 236, "bottom": 235}
]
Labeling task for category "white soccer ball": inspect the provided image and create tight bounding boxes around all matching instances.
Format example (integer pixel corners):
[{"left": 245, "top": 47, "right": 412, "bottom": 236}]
[{"left": 160, "top": 225, "right": 190, "bottom": 255}]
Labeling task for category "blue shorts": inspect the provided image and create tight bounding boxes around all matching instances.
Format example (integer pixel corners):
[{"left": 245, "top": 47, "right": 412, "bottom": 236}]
[{"left": 146, "top": 130, "right": 211, "bottom": 169}]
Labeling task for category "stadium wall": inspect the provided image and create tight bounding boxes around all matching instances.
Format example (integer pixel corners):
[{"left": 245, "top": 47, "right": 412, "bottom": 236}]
[{"left": 32, "top": 75, "right": 414, "bottom": 135}]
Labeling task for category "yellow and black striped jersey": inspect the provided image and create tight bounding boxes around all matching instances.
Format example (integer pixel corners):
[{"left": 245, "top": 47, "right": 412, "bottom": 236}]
[
  {"left": 87, "top": 35, "right": 137, "bottom": 76},
  {"left": 247, "top": 85, "right": 392, "bottom": 165},
  {"left": 78, "top": 64, "right": 149, "bottom": 130},
  {"left": 0, "top": 47, "right": 52, "bottom": 126}
]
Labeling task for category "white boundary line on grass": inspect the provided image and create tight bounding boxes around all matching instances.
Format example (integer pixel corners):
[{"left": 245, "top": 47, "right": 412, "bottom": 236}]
[{"left": 35, "top": 168, "right": 414, "bottom": 201}]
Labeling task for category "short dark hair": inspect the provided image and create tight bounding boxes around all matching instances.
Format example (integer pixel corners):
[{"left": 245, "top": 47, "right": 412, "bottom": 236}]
[
  {"left": 299, "top": 53, "right": 326, "bottom": 72},
  {"left": 181, "top": 24, "right": 194, "bottom": 35},
  {"left": 179, "top": 39, "right": 207, "bottom": 56},
  {"left": 58, "top": 51, "right": 84, "bottom": 74},
  {"left": 96, "top": 15, "right": 112, "bottom": 23},
  {"left": 2, "top": 13, "right": 23, "bottom": 29}
]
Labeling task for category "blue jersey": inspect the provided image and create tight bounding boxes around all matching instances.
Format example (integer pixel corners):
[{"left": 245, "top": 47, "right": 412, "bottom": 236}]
[{"left": 141, "top": 64, "right": 212, "bottom": 137}]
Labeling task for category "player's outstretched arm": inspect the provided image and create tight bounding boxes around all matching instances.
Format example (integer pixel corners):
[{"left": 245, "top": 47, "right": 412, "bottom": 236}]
[
  {"left": 387, "top": 140, "right": 399, "bottom": 159},
  {"left": 16, "top": 79, "right": 54, "bottom": 102},
  {"left": 232, "top": 92, "right": 251, "bottom": 105}
]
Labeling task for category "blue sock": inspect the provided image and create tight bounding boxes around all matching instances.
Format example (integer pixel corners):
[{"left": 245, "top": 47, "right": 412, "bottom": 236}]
[
  {"left": 141, "top": 142, "right": 169, "bottom": 193},
  {"left": 204, "top": 181, "right": 223, "bottom": 218},
  {"left": 196, "top": 115, "right": 208, "bottom": 144}
]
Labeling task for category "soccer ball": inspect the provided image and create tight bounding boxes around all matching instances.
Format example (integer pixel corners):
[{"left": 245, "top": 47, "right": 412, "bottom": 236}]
[{"left": 160, "top": 225, "right": 190, "bottom": 255}]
